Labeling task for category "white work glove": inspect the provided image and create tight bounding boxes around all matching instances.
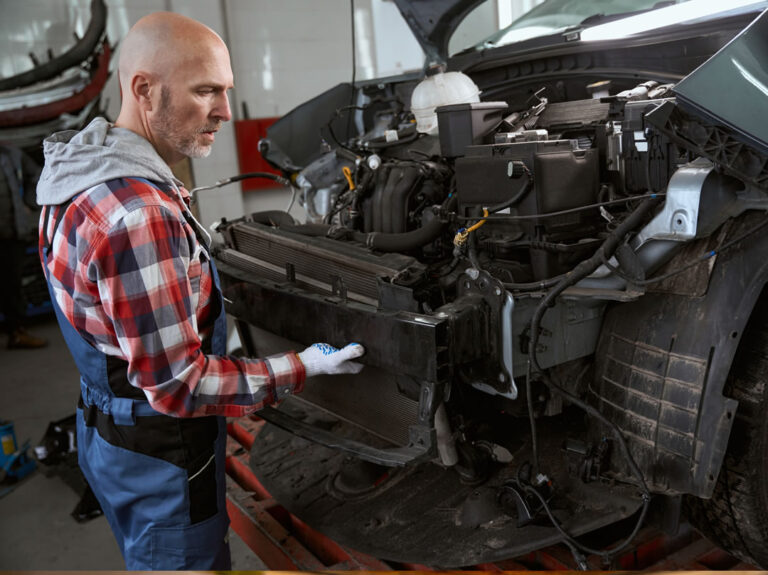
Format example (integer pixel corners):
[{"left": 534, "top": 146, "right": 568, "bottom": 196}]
[{"left": 297, "top": 343, "right": 365, "bottom": 378}]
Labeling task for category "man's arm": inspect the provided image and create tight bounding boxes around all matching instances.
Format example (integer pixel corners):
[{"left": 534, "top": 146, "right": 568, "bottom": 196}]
[{"left": 91, "top": 203, "right": 306, "bottom": 417}]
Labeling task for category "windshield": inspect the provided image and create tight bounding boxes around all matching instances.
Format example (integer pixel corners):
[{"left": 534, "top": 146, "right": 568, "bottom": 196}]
[
  {"left": 466, "top": 0, "right": 768, "bottom": 51},
  {"left": 480, "top": 0, "right": 676, "bottom": 48}
]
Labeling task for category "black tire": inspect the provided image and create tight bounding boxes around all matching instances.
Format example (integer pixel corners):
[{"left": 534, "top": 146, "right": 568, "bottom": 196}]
[{"left": 686, "top": 292, "right": 768, "bottom": 568}]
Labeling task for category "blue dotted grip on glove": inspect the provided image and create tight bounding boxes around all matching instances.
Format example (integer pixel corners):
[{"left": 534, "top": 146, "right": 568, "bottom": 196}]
[
  {"left": 298, "top": 342, "right": 365, "bottom": 378},
  {"left": 311, "top": 343, "right": 361, "bottom": 356}
]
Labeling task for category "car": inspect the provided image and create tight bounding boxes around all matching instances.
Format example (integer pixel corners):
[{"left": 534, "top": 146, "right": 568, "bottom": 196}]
[{"left": 212, "top": 0, "right": 768, "bottom": 567}]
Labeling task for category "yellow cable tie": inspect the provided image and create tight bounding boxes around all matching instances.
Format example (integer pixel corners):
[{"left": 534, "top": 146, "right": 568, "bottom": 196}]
[{"left": 342, "top": 166, "right": 355, "bottom": 191}]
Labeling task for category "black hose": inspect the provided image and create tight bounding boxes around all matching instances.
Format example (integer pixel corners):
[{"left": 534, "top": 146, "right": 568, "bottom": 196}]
[
  {"left": 486, "top": 176, "right": 533, "bottom": 214},
  {"left": 528, "top": 197, "right": 662, "bottom": 326},
  {"left": 601, "top": 214, "right": 768, "bottom": 287},
  {"left": 0, "top": 0, "right": 107, "bottom": 91},
  {"left": 526, "top": 238, "right": 602, "bottom": 253},
  {"left": 281, "top": 217, "right": 445, "bottom": 250},
  {"left": 227, "top": 172, "right": 291, "bottom": 186},
  {"left": 456, "top": 193, "right": 665, "bottom": 223},
  {"left": 520, "top": 478, "right": 650, "bottom": 562},
  {"left": 503, "top": 274, "right": 567, "bottom": 291},
  {"left": 521, "top": 197, "right": 661, "bottom": 563},
  {"left": 282, "top": 194, "right": 457, "bottom": 252},
  {"left": 355, "top": 215, "right": 445, "bottom": 251}
]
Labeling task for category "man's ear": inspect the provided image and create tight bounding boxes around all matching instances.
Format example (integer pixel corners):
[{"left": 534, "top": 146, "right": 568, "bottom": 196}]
[{"left": 130, "top": 72, "right": 154, "bottom": 110}]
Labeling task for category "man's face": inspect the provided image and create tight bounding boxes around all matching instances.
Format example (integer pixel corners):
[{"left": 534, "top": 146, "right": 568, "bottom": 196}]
[{"left": 149, "top": 43, "right": 233, "bottom": 162}]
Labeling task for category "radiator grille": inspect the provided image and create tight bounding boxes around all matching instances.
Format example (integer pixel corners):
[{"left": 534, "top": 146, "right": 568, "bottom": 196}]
[
  {"left": 223, "top": 221, "right": 423, "bottom": 304},
  {"left": 246, "top": 324, "right": 418, "bottom": 446}
]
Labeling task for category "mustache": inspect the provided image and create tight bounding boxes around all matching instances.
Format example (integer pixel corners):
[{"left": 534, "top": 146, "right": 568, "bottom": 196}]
[{"left": 198, "top": 123, "right": 222, "bottom": 133}]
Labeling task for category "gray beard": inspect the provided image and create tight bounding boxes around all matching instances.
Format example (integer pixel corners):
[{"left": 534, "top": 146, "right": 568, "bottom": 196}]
[{"left": 152, "top": 91, "right": 214, "bottom": 159}]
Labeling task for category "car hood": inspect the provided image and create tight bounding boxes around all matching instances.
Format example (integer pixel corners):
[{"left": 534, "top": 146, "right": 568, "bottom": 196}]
[
  {"left": 393, "top": 0, "right": 767, "bottom": 71},
  {"left": 391, "top": 0, "right": 483, "bottom": 64}
]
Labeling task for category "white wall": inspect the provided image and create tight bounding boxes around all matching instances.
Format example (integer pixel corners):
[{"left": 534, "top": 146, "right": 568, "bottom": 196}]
[
  {"left": 227, "top": 0, "right": 422, "bottom": 225},
  {"left": 370, "top": 0, "right": 423, "bottom": 76}
]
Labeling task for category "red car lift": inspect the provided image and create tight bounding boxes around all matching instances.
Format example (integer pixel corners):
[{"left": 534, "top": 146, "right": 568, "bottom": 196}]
[{"left": 225, "top": 416, "right": 757, "bottom": 571}]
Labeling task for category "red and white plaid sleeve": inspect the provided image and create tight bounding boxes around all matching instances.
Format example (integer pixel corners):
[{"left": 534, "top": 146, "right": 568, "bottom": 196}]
[{"left": 44, "top": 178, "right": 305, "bottom": 417}]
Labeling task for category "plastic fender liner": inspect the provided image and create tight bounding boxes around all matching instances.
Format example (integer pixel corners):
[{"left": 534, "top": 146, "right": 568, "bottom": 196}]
[{"left": 590, "top": 210, "right": 768, "bottom": 497}]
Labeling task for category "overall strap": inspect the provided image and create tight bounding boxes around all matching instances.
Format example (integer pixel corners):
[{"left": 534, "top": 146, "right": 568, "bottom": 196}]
[
  {"left": 80, "top": 380, "right": 160, "bottom": 425},
  {"left": 42, "top": 199, "right": 75, "bottom": 258},
  {"left": 41, "top": 194, "right": 163, "bottom": 425}
]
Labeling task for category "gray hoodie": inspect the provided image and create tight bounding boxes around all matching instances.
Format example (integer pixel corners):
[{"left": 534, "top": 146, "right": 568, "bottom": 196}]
[{"left": 37, "top": 117, "right": 184, "bottom": 206}]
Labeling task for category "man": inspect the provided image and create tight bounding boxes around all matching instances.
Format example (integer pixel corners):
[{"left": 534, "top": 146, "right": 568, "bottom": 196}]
[
  {"left": 37, "top": 12, "right": 364, "bottom": 570},
  {"left": 0, "top": 144, "right": 47, "bottom": 349}
]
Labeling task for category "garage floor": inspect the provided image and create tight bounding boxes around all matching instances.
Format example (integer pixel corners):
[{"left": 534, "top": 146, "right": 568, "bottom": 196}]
[{"left": 0, "top": 315, "right": 265, "bottom": 570}]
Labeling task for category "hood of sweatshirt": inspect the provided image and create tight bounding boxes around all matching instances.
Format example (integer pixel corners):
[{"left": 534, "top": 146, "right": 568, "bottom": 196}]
[{"left": 37, "top": 117, "right": 183, "bottom": 205}]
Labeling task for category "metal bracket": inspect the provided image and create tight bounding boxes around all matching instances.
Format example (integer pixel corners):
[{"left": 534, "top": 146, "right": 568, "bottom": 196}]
[
  {"left": 456, "top": 269, "right": 517, "bottom": 398},
  {"left": 633, "top": 162, "right": 711, "bottom": 245},
  {"left": 331, "top": 275, "right": 348, "bottom": 302}
]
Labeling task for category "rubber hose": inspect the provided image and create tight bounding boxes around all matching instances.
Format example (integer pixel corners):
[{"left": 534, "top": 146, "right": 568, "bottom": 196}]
[
  {"left": 352, "top": 215, "right": 445, "bottom": 251},
  {"left": 360, "top": 194, "right": 457, "bottom": 251},
  {"left": 284, "top": 195, "right": 456, "bottom": 251},
  {"left": 0, "top": 0, "right": 107, "bottom": 91},
  {"left": 487, "top": 178, "right": 533, "bottom": 214}
]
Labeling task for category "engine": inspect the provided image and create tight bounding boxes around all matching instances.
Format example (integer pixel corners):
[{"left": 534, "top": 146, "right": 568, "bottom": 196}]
[{"left": 291, "top": 78, "right": 679, "bottom": 284}]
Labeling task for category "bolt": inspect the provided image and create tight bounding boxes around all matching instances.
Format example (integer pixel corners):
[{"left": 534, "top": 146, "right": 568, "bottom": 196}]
[
  {"left": 367, "top": 154, "right": 382, "bottom": 170},
  {"left": 671, "top": 210, "right": 688, "bottom": 231}
]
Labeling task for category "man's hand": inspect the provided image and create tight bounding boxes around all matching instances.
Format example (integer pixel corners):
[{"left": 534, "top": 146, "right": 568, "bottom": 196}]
[{"left": 297, "top": 343, "right": 365, "bottom": 378}]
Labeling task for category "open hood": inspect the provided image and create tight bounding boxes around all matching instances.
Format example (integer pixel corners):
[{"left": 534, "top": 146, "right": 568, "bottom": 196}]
[
  {"left": 391, "top": 0, "right": 483, "bottom": 64},
  {"left": 673, "top": 6, "right": 768, "bottom": 153}
]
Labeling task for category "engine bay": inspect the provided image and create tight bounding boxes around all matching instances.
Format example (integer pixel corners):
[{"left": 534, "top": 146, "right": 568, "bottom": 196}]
[{"left": 213, "top": 63, "right": 768, "bottom": 565}]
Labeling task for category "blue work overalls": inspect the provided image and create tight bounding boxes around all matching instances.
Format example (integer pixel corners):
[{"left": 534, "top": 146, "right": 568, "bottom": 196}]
[{"left": 42, "top": 194, "right": 231, "bottom": 570}]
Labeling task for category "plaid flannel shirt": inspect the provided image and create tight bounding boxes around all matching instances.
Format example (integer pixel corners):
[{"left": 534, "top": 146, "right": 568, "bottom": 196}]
[{"left": 40, "top": 177, "right": 305, "bottom": 417}]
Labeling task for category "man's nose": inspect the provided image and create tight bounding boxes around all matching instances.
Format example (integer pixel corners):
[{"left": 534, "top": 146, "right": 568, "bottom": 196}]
[{"left": 213, "top": 92, "right": 232, "bottom": 122}]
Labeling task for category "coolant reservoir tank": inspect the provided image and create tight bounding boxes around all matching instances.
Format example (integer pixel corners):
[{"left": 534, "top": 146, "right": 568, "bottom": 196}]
[{"left": 411, "top": 66, "right": 480, "bottom": 135}]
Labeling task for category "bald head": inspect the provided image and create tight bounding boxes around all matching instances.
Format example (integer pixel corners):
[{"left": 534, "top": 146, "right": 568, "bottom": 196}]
[
  {"left": 115, "top": 12, "right": 234, "bottom": 165},
  {"left": 118, "top": 12, "right": 226, "bottom": 95}
]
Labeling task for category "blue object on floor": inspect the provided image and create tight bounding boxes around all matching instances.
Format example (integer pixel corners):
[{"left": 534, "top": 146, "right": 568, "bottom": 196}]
[
  {"left": 0, "top": 420, "right": 18, "bottom": 468},
  {"left": 0, "top": 420, "right": 37, "bottom": 486}
]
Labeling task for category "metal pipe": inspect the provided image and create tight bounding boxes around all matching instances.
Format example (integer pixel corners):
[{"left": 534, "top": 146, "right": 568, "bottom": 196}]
[{"left": 434, "top": 403, "right": 458, "bottom": 466}]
